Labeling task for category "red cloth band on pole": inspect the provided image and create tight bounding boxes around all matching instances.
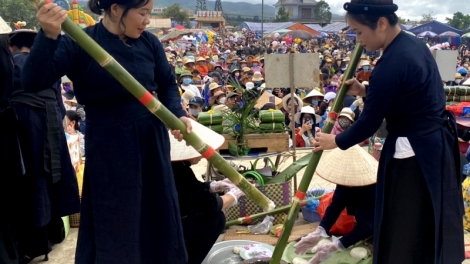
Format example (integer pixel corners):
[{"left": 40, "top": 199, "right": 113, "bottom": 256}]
[
  {"left": 201, "top": 146, "right": 215, "bottom": 159},
  {"left": 295, "top": 190, "right": 306, "bottom": 200},
  {"left": 328, "top": 111, "right": 339, "bottom": 120},
  {"left": 138, "top": 91, "right": 153, "bottom": 106},
  {"left": 245, "top": 215, "right": 251, "bottom": 224}
]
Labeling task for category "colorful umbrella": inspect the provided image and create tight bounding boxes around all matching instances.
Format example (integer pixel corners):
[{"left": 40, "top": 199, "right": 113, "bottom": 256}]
[
  {"left": 439, "top": 31, "right": 460, "bottom": 38},
  {"left": 417, "top": 31, "right": 437, "bottom": 38}
]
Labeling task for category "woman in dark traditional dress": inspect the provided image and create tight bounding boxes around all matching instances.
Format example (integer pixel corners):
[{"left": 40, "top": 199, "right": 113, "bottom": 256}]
[
  {"left": 0, "top": 17, "right": 23, "bottom": 264},
  {"left": 23, "top": 0, "right": 192, "bottom": 263},
  {"left": 169, "top": 120, "right": 244, "bottom": 264},
  {"left": 313, "top": 0, "right": 464, "bottom": 263},
  {"left": 9, "top": 29, "right": 80, "bottom": 263}
]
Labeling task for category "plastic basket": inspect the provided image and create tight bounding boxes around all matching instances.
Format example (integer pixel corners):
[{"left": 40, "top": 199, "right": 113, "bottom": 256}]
[
  {"left": 70, "top": 188, "right": 82, "bottom": 228},
  {"left": 301, "top": 206, "right": 321, "bottom": 223}
]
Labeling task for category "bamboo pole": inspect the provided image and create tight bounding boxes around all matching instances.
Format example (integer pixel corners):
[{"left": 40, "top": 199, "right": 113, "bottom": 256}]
[
  {"left": 269, "top": 44, "right": 364, "bottom": 263},
  {"left": 225, "top": 200, "right": 307, "bottom": 227},
  {"left": 31, "top": 6, "right": 275, "bottom": 212}
]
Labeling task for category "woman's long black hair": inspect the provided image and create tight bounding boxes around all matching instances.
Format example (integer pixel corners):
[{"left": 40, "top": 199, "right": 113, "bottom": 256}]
[{"left": 66, "top": 110, "right": 81, "bottom": 132}]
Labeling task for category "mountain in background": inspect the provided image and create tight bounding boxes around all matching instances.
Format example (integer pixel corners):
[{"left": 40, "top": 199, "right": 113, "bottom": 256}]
[{"left": 78, "top": 0, "right": 343, "bottom": 20}]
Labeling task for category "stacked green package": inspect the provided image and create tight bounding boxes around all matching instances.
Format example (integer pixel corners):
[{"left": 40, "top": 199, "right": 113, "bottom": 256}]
[
  {"left": 259, "top": 110, "right": 286, "bottom": 132},
  {"left": 197, "top": 111, "right": 224, "bottom": 133},
  {"left": 444, "top": 86, "right": 470, "bottom": 102}
]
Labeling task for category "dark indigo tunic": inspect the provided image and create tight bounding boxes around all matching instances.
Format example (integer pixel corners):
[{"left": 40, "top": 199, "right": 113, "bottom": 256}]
[
  {"left": 22, "top": 23, "right": 187, "bottom": 264},
  {"left": 336, "top": 31, "right": 464, "bottom": 263}
]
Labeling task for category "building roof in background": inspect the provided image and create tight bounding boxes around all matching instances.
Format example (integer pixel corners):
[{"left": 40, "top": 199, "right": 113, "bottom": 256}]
[
  {"left": 265, "top": 22, "right": 296, "bottom": 33},
  {"left": 320, "top": 22, "right": 348, "bottom": 32},
  {"left": 239, "top": 22, "right": 294, "bottom": 32},
  {"left": 304, "top": 24, "right": 323, "bottom": 31}
]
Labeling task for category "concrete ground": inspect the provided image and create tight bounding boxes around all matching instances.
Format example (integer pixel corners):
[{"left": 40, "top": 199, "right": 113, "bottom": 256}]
[{"left": 30, "top": 150, "right": 470, "bottom": 263}]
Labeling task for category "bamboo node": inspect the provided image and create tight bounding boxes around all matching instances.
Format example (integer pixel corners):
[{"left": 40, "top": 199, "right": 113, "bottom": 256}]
[
  {"left": 151, "top": 100, "right": 162, "bottom": 113},
  {"left": 99, "top": 56, "right": 113, "bottom": 67}
]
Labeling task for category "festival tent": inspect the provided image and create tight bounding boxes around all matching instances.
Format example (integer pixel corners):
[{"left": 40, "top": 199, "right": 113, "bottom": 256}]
[
  {"left": 408, "top": 21, "right": 463, "bottom": 36},
  {"left": 238, "top": 22, "right": 294, "bottom": 32}
]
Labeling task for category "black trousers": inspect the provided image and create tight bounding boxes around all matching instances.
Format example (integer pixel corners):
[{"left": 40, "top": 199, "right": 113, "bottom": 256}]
[
  {"left": 182, "top": 211, "right": 225, "bottom": 264},
  {"left": 378, "top": 157, "right": 435, "bottom": 264}
]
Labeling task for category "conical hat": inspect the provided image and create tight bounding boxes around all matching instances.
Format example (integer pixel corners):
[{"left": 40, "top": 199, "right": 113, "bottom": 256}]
[
  {"left": 255, "top": 92, "right": 282, "bottom": 109},
  {"left": 169, "top": 119, "right": 225, "bottom": 161},
  {"left": 315, "top": 145, "right": 378, "bottom": 186},
  {"left": 0, "top": 16, "right": 12, "bottom": 34}
]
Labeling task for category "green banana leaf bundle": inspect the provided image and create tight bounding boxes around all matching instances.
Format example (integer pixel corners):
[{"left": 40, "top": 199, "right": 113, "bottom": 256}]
[
  {"left": 259, "top": 110, "right": 285, "bottom": 123},
  {"left": 444, "top": 86, "right": 470, "bottom": 96},
  {"left": 207, "top": 124, "right": 224, "bottom": 134},
  {"left": 460, "top": 96, "right": 470, "bottom": 102},
  {"left": 259, "top": 122, "right": 285, "bottom": 131},
  {"left": 198, "top": 111, "right": 223, "bottom": 125},
  {"left": 446, "top": 95, "right": 459, "bottom": 102}
]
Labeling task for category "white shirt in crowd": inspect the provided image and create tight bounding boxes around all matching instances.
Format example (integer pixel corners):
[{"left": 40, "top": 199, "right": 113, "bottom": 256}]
[{"left": 181, "top": 84, "right": 202, "bottom": 98}]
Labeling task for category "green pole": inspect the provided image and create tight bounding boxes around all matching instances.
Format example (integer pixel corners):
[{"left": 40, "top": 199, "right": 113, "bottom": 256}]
[{"left": 269, "top": 44, "right": 364, "bottom": 263}]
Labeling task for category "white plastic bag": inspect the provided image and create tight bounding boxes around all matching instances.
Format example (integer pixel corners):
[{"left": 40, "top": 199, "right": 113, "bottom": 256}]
[{"left": 247, "top": 216, "right": 274, "bottom": 234}]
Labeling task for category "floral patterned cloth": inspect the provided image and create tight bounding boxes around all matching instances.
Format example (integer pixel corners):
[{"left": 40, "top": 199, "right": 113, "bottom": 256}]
[{"left": 463, "top": 177, "right": 470, "bottom": 231}]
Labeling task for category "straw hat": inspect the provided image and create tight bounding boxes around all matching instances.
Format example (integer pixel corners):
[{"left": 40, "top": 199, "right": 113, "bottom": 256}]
[
  {"left": 252, "top": 72, "right": 264, "bottom": 81},
  {"left": 242, "top": 67, "right": 252, "bottom": 73},
  {"left": 294, "top": 106, "right": 322, "bottom": 124},
  {"left": 196, "top": 57, "right": 206, "bottom": 62},
  {"left": 315, "top": 145, "right": 378, "bottom": 186},
  {"left": 169, "top": 119, "right": 225, "bottom": 161},
  {"left": 213, "top": 104, "right": 230, "bottom": 112},
  {"left": 282, "top": 94, "right": 303, "bottom": 110},
  {"left": 339, "top": 107, "right": 355, "bottom": 121},
  {"left": 456, "top": 73, "right": 464, "bottom": 79},
  {"left": 209, "top": 82, "right": 222, "bottom": 90},
  {"left": 361, "top": 60, "right": 370, "bottom": 67},
  {"left": 184, "top": 57, "right": 195, "bottom": 64},
  {"left": 255, "top": 92, "right": 282, "bottom": 109},
  {"left": 176, "top": 58, "right": 183, "bottom": 63},
  {"left": 182, "top": 90, "right": 195, "bottom": 104},
  {"left": 303, "top": 89, "right": 325, "bottom": 104},
  {"left": 343, "top": 57, "right": 350, "bottom": 62},
  {"left": 0, "top": 16, "right": 12, "bottom": 34},
  {"left": 209, "top": 90, "right": 226, "bottom": 105}
]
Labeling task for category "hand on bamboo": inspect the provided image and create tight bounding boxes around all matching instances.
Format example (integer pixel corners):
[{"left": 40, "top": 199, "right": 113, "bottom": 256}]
[
  {"left": 171, "top": 117, "right": 193, "bottom": 143},
  {"left": 344, "top": 78, "right": 366, "bottom": 97},
  {"left": 36, "top": 3, "right": 68, "bottom": 39},
  {"left": 312, "top": 132, "right": 337, "bottom": 152},
  {"left": 209, "top": 178, "right": 235, "bottom": 193},
  {"left": 225, "top": 186, "right": 244, "bottom": 206}
]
